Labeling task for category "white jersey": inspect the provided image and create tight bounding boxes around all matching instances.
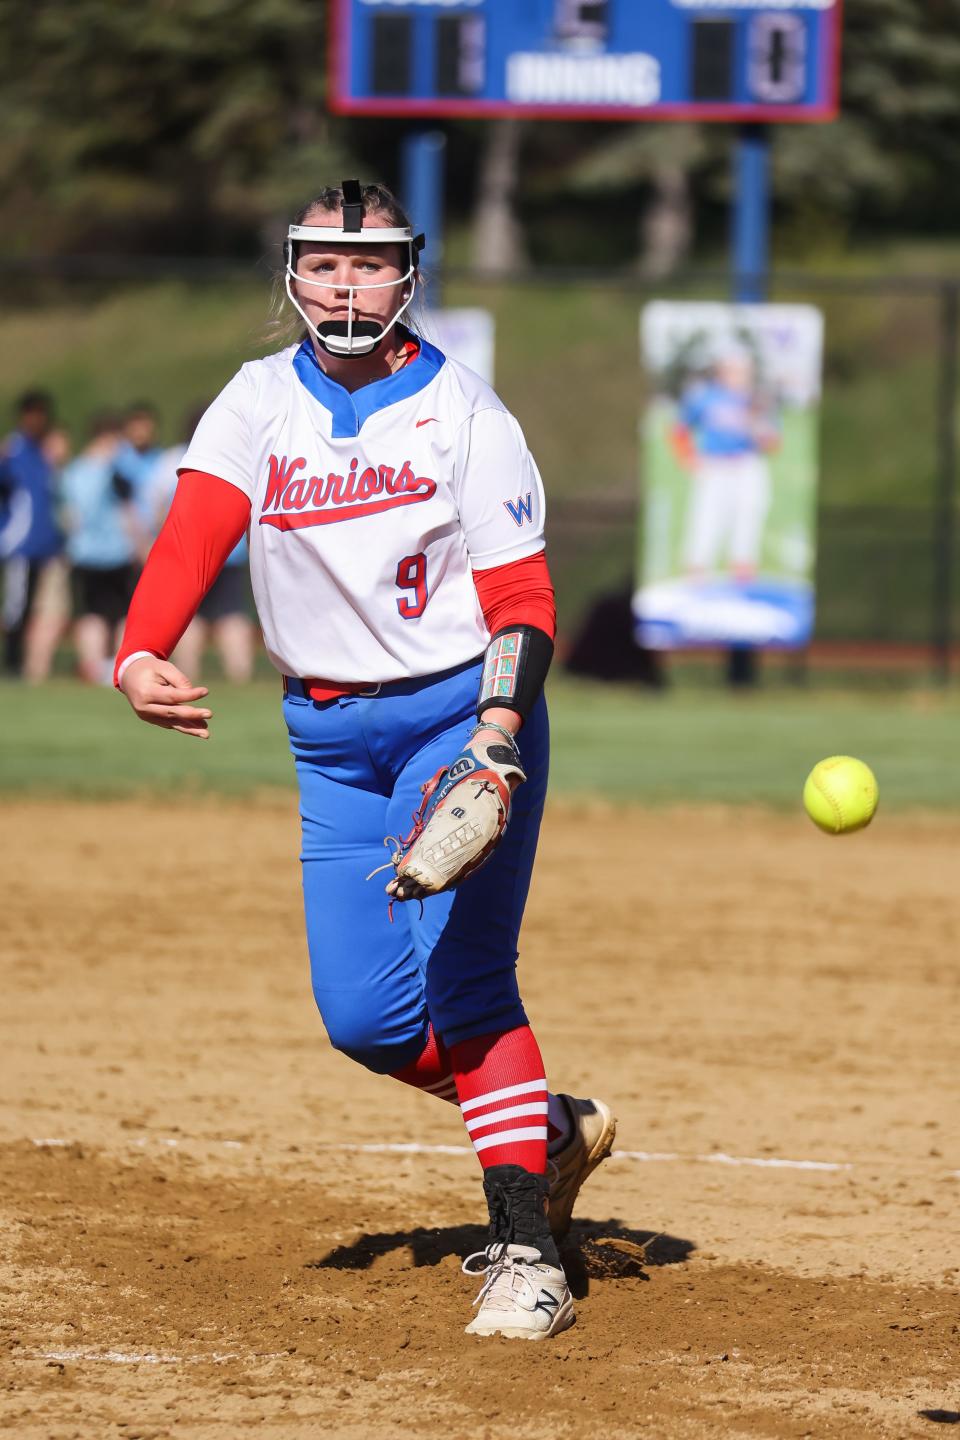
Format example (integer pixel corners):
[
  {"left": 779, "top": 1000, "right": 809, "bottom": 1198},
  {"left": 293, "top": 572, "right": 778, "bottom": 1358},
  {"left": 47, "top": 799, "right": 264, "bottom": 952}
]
[{"left": 181, "top": 338, "right": 545, "bottom": 682}]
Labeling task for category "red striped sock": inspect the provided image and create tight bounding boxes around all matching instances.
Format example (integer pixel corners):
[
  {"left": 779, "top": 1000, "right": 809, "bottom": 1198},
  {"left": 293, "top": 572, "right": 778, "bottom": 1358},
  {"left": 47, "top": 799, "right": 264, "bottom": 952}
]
[
  {"left": 391, "top": 1028, "right": 569, "bottom": 1151},
  {"left": 448, "top": 1026, "right": 548, "bottom": 1175},
  {"left": 391, "top": 1025, "right": 458, "bottom": 1104}
]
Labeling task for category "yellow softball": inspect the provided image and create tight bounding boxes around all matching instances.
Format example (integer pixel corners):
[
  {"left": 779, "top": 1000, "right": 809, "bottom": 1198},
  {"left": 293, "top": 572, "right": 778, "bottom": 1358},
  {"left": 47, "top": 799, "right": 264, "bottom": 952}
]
[{"left": 803, "top": 756, "right": 879, "bottom": 835}]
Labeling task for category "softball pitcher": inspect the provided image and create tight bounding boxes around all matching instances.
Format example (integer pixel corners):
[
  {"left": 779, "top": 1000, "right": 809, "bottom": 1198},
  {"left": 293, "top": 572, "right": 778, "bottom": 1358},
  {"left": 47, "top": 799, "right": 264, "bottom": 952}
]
[{"left": 116, "top": 181, "right": 615, "bottom": 1340}]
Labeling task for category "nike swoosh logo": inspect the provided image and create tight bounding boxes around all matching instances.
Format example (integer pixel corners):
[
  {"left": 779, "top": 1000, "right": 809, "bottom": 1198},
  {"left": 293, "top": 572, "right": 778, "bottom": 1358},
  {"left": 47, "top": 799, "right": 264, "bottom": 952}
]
[{"left": 416, "top": 417, "right": 439, "bottom": 428}]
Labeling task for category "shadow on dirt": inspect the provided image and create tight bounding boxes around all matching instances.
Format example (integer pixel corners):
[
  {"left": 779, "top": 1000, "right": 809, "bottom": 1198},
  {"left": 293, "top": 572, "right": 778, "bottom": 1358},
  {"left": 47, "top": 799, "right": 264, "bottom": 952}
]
[
  {"left": 307, "top": 1218, "right": 694, "bottom": 1299},
  {"left": 562, "top": 1219, "right": 695, "bottom": 1298},
  {"left": 920, "top": 1414, "right": 960, "bottom": 1426}
]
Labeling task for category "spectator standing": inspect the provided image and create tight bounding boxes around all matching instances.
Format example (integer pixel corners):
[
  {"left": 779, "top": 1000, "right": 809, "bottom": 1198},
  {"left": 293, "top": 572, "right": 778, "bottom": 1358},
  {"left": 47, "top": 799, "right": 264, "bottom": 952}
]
[
  {"left": 113, "top": 402, "right": 162, "bottom": 554},
  {"left": 27, "top": 425, "right": 74, "bottom": 681},
  {"left": 0, "top": 390, "right": 65, "bottom": 678},
  {"left": 60, "top": 412, "right": 138, "bottom": 684}
]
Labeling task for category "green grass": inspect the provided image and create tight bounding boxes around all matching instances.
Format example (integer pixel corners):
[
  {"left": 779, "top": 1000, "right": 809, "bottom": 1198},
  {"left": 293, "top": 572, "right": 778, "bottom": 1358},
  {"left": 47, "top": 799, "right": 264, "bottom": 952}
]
[
  {"left": 0, "top": 278, "right": 271, "bottom": 441},
  {"left": 0, "top": 271, "right": 950, "bottom": 643},
  {"left": 547, "top": 678, "right": 959, "bottom": 809},
  {"left": 3, "top": 675, "right": 959, "bottom": 811},
  {"left": 0, "top": 273, "right": 942, "bottom": 512}
]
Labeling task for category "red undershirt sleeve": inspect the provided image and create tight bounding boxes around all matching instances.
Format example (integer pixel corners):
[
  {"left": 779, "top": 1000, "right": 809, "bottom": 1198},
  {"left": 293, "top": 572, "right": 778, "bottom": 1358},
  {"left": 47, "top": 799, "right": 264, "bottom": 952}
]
[
  {"left": 472, "top": 549, "right": 557, "bottom": 641},
  {"left": 114, "top": 470, "right": 251, "bottom": 684}
]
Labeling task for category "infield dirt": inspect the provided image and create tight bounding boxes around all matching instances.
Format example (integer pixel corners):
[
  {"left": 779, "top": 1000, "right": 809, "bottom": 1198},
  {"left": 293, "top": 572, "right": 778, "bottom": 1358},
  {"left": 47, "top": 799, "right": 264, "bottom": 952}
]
[{"left": 1, "top": 798, "right": 957, "bottom": 1439}]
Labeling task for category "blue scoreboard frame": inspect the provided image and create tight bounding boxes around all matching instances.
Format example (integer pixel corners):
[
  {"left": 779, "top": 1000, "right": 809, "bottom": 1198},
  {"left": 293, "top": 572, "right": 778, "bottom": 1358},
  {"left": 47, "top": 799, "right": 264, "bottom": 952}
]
[{"left": 330, "top": 0, "right": 841, "bottom": 124}]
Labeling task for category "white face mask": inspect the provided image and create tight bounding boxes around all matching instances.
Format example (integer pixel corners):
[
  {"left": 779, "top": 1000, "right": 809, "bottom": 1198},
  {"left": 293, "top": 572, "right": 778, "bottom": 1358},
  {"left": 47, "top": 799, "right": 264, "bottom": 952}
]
[{"left": 285, "top": 224, "right": 420, "bottom": 359}]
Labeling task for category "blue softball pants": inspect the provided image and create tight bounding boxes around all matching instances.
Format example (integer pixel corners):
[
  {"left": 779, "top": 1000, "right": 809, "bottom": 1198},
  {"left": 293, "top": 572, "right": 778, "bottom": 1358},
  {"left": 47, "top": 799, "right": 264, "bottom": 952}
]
[{"left": 282, "top": 658, "right": 549, "bottom": 1075}]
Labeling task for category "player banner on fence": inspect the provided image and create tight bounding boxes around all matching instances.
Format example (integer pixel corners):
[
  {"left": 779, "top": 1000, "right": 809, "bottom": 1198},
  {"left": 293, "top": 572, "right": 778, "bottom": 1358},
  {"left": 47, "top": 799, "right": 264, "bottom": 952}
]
[
  {"left": 425, "top": 308, "right": 495, "bottom": 385},
  {"left": 634, "top": 301, "right": 823, "bottom": 650}
]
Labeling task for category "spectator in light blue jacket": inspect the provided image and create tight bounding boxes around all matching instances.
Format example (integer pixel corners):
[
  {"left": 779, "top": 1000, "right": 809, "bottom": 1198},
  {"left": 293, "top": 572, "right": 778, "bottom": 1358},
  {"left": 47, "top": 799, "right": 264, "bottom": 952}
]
[
  {"left": 60, "top": 411, "right": 139, "bottom": 684},
  {"left": 112, "top": 401, "right": 162, "bottom": 545}
]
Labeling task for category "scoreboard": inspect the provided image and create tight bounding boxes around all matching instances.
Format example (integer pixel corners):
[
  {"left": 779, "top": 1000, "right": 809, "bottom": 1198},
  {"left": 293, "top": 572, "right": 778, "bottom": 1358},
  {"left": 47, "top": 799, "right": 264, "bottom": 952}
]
[{"left": 329, "top": 0, "right": 841, "bottom": 123}]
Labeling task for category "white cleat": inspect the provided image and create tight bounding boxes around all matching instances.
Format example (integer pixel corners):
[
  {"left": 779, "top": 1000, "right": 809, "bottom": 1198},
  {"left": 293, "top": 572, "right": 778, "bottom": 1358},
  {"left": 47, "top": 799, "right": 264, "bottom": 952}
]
[
  {"left": 463, "top": 1243, "right": 575, "bottom": 1340},
  {"left": 548, "top": 1095, "right": 617, "bottom": 1241}
]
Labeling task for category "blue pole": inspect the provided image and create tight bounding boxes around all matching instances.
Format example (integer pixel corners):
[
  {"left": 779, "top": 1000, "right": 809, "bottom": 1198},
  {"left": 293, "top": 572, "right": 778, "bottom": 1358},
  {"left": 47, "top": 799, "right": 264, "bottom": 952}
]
[
  {"left": 732, "top": 124, "right": 770, "bottom": 303},
  {"left": 400, "top": 130, "right": 446, "bottom": 307},
  {"left": 728, "top": 123, "right": 771, "bottom": 685}
]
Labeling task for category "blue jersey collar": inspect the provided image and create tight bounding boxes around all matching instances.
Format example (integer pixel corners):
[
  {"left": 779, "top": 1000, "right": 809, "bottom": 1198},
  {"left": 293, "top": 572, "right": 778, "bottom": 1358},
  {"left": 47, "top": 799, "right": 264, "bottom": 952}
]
[{"left": 292, "top": 335, "right": 445, "bottom": 439}]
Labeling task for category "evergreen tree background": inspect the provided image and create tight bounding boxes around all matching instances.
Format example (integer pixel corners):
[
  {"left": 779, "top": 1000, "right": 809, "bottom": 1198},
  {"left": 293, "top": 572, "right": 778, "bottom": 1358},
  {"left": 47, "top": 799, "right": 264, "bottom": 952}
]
[{"left": 0, "top": 0, "right": 957, "bottom": 266}]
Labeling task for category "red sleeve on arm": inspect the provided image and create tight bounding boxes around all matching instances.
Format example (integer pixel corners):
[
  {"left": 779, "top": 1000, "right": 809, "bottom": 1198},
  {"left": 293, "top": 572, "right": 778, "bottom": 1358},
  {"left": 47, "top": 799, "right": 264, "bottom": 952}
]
[
  {"left": 472, "top": 549, "right": 557, "bottom": 641},
  {"left": 115, "top": 470, "right": 251, "bottom": 684}
]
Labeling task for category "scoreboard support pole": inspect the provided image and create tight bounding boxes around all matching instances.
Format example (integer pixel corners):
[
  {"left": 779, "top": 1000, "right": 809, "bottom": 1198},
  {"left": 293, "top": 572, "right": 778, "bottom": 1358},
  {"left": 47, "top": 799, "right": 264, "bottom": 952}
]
[
  {"left": 400, "top": 130, "right": 447, "bottom": 307},
  {"left": 728, "top": 123, "right": 771, "bottom": 687},
  {"left": 732, "top": 124, "right": 770, "bottom": 306},
  {"left": 933, "top": 282, "right": 959, "bottom": 683}
]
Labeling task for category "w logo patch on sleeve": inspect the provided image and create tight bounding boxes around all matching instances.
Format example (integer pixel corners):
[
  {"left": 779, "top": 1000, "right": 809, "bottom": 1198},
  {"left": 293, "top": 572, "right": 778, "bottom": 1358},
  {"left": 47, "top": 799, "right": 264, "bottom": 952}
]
[{"left": 504, "top": 492, "right": 533, "bottom": 527}]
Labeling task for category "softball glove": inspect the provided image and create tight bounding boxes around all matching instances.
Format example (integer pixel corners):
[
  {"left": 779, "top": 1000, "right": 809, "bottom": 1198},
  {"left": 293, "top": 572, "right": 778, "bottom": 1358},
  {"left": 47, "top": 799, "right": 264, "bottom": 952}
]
[{"left": 384, "top": 726, "right": 526, "bottom": 903}]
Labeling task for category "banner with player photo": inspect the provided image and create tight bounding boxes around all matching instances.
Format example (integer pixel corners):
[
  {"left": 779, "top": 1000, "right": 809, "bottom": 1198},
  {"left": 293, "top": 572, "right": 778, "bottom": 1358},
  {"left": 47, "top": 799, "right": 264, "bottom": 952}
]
[
  {"left": 424, "top": 309, "right": 495, "bottom": 386},
  {"left": 634, "top": 301, "right": 823, "bottom": 650}
]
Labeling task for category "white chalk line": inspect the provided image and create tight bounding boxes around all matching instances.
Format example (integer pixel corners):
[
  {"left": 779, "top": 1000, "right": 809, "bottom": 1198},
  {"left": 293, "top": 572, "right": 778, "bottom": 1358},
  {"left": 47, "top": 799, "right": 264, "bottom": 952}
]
[
  {"left": 31, "top": 1135, "right": 848, "bottom": 1169},
  {"left": 30, "top": 1136, "right": 244, "bottom": 1150},
  {"left": 30, "top": 1136, "right": 959, "bottom": 1176},
  {"left": 29, "top": 1348, "right": 286, "bottom": 1366},
  {"left": 330, "top": 1142, "right": 852, "bottom": 1172}
]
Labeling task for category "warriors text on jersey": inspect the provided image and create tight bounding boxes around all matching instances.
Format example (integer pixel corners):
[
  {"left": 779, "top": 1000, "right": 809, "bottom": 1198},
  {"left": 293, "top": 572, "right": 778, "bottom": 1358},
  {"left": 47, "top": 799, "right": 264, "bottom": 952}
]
[{"left": 180, "top": 338, "right": 545, "bottom": 682}]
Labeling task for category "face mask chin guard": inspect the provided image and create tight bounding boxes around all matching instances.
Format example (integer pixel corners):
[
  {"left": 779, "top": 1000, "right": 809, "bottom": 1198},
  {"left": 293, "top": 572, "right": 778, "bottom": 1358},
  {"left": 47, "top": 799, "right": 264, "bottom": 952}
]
[{"left": 285, "top": 180, "right": 425, "bottom": 359}]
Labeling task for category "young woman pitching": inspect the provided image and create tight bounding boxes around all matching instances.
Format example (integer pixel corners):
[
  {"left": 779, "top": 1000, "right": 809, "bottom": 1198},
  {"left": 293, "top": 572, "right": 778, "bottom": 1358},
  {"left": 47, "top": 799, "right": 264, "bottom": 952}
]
[{"left": 116, "top": 181, "right": 615, "bottom": 1339}]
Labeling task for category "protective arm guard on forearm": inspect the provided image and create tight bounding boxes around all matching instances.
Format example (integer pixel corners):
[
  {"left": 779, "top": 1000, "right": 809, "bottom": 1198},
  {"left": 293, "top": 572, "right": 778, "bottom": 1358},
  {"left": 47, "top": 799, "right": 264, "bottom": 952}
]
[{"left": 476, "top": 624, "right": 554, "bottom": 724}]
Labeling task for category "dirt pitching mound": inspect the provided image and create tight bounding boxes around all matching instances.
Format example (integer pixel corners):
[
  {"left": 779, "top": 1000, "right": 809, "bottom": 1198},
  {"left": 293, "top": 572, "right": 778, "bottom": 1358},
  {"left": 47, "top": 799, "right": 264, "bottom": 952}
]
[{"left": 2, "top": 799, "right": 957, "bottom": 1438}]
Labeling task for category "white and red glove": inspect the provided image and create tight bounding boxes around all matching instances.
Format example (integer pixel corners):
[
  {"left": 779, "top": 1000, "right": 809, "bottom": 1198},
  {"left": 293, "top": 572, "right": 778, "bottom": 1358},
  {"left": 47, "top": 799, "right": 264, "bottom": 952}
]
[{"left": 385, "top": 725, "right": 526, "bottom": 903}]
